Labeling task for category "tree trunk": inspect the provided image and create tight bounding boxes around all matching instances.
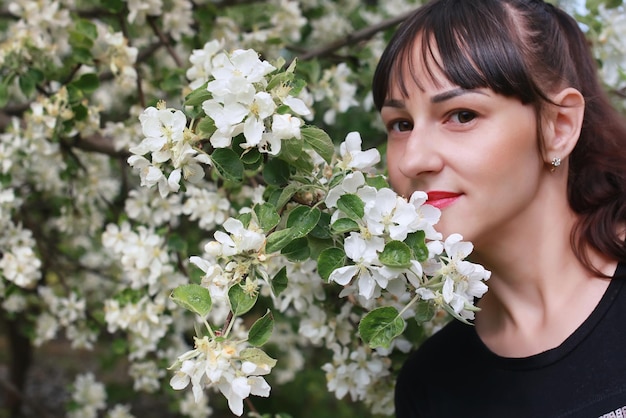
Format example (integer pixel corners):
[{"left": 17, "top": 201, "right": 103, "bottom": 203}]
[{"left": 2, "top": 315, "right": 33, "bottom": 417}]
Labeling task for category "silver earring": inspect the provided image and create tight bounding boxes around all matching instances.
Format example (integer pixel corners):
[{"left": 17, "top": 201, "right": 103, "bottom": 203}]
[{"left": 550, "top": 157, "right": 561, "bottom": 172}]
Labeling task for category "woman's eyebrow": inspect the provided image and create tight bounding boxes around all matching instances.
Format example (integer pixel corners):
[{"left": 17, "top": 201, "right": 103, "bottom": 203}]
[
  {"left": 382, "top": 98, "right": 405, "bottom": 108},
  {"left": 383, "top": 88, "right": 489, "bottom": 108},
  {"left": 431, "top": 88, "right": 488, "bottom": 103}
]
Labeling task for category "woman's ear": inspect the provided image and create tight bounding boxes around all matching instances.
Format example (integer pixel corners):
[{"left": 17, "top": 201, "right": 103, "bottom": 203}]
[{"left": 542, "top": 87, "right": 585, "bottom": 164}]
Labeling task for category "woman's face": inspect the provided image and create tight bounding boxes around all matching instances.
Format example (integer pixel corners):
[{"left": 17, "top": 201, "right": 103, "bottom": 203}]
[{"left": 381, "top": 55, "right": 545, "bottom": 249}]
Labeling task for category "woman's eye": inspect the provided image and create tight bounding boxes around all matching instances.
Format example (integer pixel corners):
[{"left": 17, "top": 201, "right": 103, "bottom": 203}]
[
  {"left": 389, "top": 120, "right": 413, "bottom": 132},
  {"left": 450, "top": 110, "right": 476, "bottom": 124}
]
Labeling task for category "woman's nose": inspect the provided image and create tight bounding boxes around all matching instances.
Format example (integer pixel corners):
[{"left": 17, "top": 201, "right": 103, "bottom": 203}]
[{"left": 396, "top": 129, "right": 444, "bottom": 179}]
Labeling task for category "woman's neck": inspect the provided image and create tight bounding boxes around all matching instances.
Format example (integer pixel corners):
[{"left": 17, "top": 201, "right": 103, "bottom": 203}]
[{"left": 471, "top": 203, "right": 616, "bottom": 358}]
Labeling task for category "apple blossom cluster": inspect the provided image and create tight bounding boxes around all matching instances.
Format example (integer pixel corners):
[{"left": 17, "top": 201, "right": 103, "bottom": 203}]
[
  {"left": 128, "top": 103, "right": 210, "bottom": 198},
  {"left": 0, "top": 202, "right": 41, "bottom": 289},
  {"left": 32, "top": 286, "right": 100, "bottom": 349},
  {"left": 129, "top": 45, "right": 314, "bottom": 198},
  {"left": 101, "top": 222, "right": 186, "bottom": 359},
  {"left": 67, "top": 373, "right": 107, "bottom": 418},
  {"left": 190, "top": 217, "right": 268, "bottom": 299},
  {"left": 322, "top": 344, "right": 393, "bottom": 414},
  {"left": 169, "top": 336, "right": 274, "bottom": 416},
  {"left": 312, "top": 63, "right": 360, "bottom": 125},
  {"left": 67, "top": 373, "right": 137, "bottom": 418},
  {"left": 125, "top": 0, "right": 195, "bottom": 42},
  {"left": 419, "top": 234, "right": 491, "bottom": 320},
  {"left": 91, "top": 24, "right": 139, "bottom": 90},
  {"left": 4, "top": 0, "right": 72, "bottom": 65},
  {"left": 200, "top": 49, "right": 310, "bottom": 152}
]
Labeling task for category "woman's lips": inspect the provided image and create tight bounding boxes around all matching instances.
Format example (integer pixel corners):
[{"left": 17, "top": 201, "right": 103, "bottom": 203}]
[{"left": 426, "top": 191, "right": 461, "bottom": 209}]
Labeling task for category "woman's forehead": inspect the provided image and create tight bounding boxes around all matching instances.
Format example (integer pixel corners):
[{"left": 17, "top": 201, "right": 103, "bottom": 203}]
[{"left": 388, "top": 34, "right": 465, "bottom": 98}]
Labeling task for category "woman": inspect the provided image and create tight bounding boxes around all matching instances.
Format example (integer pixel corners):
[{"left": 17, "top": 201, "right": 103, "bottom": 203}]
[{"left": 372, "top": 0, "right": 626, "bottom": 416}]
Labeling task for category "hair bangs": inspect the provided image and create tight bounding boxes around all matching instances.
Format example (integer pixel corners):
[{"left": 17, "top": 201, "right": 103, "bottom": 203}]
[{"left": 373, "top": 0, "right": 539, "bottom": 111}]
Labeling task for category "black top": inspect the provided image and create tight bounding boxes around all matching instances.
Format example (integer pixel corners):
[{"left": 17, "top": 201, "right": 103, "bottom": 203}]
[{"left": 395, "top": 263, "right": 626, "bottom": 418}]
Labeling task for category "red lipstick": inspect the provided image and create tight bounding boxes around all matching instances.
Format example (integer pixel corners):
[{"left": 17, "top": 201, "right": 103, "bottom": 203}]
[{"left": 426, "top": 191, "right": 461, "bottom": 209}]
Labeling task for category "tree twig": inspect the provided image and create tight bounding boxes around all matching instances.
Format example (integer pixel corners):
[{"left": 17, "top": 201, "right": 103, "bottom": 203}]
[
  {"left": 70, "top": 133, "right": 130, "bottom": 158},
  {"left": 288, "top": 9, "right": 415, "bottom": 64},
  {"left": 147, "top": 15, "right": 184, "bottom": 68}
]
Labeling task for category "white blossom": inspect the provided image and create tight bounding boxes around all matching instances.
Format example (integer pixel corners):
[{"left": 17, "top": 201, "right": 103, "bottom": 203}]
[
  {"left": 337, "top": 132, "right": 381, "bottom": 171},
  {"left": 70, "top": 373, "right": 107, "bottom": 414}
]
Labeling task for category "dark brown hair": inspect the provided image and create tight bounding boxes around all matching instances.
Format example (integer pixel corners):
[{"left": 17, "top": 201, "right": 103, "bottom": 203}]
[{"left": 372, "top": 0, "right": 626, "bottom": 274}]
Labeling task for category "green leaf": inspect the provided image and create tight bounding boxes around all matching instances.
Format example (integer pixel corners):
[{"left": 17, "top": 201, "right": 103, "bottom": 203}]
[
  {"left": 266, "top": 71, "right": 294, "bottom": 91},
  {"left": 239, "top": 347, "right": 277, "bottom": 369},
  {"left": 286, "top": 205, "right": 321, "bottom": 238},
  {"left": 264, "top": 204, "right": 319, "bottom": 252},
  {"left": 66, "top": 84, "right": 83, "bottom": 105},
  {"left": 196, "top": 117, "right": 216, "bottom": 138},
  {"left": 211, "top": 148, "right": 244, "bottom": 182},
  {"left": 290, "top": 78, "right": 307, "bottom": 96},
  {"left": 68, "top": 27, "right": 95, "bottom": 52},
  {"left": 18, "top": 69, "right": 42, "bottom": 98},
  {"left": 365, "top": 175, "right": 389, "bottom": 189},
  {"left": 266, "top": 228, "right": 295, "bottom": 254},
  {"left": 301, "top": 126, "right": 335, "bottom": 164},
  {"left": 264, "top": 204, "right": 320, "bottom": 253},
  {"left": 287, "top": 153, "right": 315, "bottom": 173},
  {"left": 405, "top": 231, "right": 428, "bottom": 262},
  {"left": 330, "top": 218, "right": 360, "bottom": 234},
  {"left": 75, "top": 19, "right": 98, "bottom": 40},
  {"left": 71, "top": 47, "right": 94, "bottom": 65},
  {"left": 72, "top": 104, "right": 88, "bottom": 121},
  {"left": 263, "top": 158, "right": 291, "bottom": 186},
  {"left": 379, "top": 240, "right": 412, "bottom": 268},
  {"left": 317, "top": 247, "right": 346, "bottom": 281},
  {"left": 248, "top": 310, "right": 274, "bottom": 346},
  {"left": 281, "top": 237, "right": 310, "bottom": 261},
  {"left": 359, "top": 306, "right": 405, "bottom": 349},
  {"left": 170, "top": 284, "right": 212, "bottom": 317},
  {"left": 254, "top": 203, "right": 280, "bottom": 232},
  {"left": 280, "top": 138, "right": 303, "bottom": 162},
  {"left": 414, "top": 300, "right": 437, "bottom": 323},
  {"left": 237, "top": 212, "right": 252, "bottom": 228},
  {"left": 309, "top": 211, "right": 332, "bottom": 239},
  {"left": 0, "top": 83, "right": 8, "bottom": 108},
  {"left": 307, "top": 236, "right": 334, "bottom": 261},
  {"left": 336, "top": 194, "right": 365, "bottom": 221},
  {"left": 72, "top": 73, "right": 99, "bottom": 93},
  {"left": 275, "top": 183, "right": 299, "bottom": 209},
  {"left": 228, "top": 284, "right": 258, "bottom": 316},
  {"left": 271, "top": 267, "right": 288, "bottom": 297},
  {"left": 101, "top": 0, "right": 124, "bottom": 12},
  {"left": 241, "top": 148, "right": 262, "bottom": 165},
  {"left": 184, "top": 83, "right": 211, "bottom": 106}
]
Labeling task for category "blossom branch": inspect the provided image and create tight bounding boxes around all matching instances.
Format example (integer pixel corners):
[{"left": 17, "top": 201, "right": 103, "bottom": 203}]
[
  {"left": 69, "top": 133, "right": 129, "bottom": 158},
  {"left": 287, "top": 10, "right": 415, "bottom": 64},
  {"left": 147, "top": 16, "right": 184, "bottom": 68}
]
